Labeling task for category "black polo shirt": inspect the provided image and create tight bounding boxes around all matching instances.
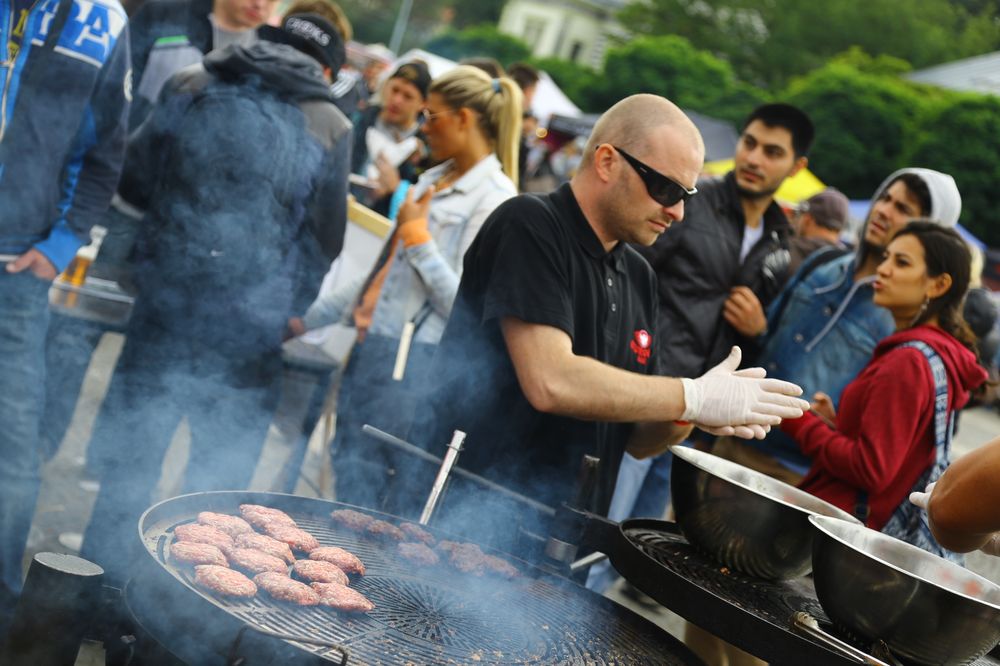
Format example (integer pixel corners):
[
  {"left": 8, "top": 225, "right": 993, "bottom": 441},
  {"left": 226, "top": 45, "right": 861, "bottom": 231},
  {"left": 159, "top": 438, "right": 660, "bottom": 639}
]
[{"left": 409, "top": 183, "right": 659, "bottom": 544}]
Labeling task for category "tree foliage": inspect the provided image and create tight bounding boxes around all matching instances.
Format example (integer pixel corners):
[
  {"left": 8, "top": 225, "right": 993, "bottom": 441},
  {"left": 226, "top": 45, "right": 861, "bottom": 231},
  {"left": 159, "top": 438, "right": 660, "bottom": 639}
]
[
  {"left": 618, "top": 0, "right": 1000, "bottom": 89},
  {"left": 337, "top": 0, "right": 506, "bottom": 51},
  {"left": 424, "top": 24, "right": 531, "bottom": 65},
  {"left": 906, "top": 95, "right": 1000, "bottom": 246},
  {"left": 782, "top": 62, "right": 931, "bottom": 199}
]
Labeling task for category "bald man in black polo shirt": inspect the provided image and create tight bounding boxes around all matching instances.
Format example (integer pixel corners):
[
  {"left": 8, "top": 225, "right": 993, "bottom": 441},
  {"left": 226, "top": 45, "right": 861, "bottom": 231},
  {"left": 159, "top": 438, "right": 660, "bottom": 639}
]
[{"left": 404, "top": 94, "right": 808, "bottom": 552}]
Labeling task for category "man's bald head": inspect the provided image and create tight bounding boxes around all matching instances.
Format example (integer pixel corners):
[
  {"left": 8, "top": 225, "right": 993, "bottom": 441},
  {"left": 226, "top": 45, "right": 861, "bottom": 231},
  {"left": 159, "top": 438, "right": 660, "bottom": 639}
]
[{"left": 581, "top": 94, "right": 704, "bottom": 170}]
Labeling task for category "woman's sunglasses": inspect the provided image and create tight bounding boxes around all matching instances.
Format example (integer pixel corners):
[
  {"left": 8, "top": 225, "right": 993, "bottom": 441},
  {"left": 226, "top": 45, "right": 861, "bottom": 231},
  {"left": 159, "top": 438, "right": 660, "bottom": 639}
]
[{"left": 610, "top": 145, "right": 697, "bottom": 207}]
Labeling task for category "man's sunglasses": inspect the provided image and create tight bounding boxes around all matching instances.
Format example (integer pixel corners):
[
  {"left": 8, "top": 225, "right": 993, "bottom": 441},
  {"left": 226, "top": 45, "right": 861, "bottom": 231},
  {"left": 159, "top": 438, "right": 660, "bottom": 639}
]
[{"left": 610, "top": 145, "right": 697, "bottom": 207}]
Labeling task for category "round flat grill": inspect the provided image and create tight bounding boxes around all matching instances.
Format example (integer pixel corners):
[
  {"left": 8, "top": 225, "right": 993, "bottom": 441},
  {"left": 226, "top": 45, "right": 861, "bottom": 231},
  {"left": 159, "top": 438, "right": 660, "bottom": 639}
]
[
  {"left": 616, "top": 521, "right": 1000, "bottom": 666},
  {"left": 135, "top": 492, "right": 699, "bottom": 665}
]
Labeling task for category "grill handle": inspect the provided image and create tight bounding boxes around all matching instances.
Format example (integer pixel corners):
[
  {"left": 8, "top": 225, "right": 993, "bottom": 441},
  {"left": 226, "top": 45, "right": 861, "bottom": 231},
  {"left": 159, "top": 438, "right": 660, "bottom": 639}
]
[{"left": 419, "top": 430, "right": 466, "bottom": 525}]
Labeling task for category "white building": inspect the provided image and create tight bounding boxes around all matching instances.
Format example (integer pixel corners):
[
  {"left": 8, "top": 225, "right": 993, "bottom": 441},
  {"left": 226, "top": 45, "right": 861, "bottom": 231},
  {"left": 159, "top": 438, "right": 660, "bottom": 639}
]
[{"left": 498, "top": 0, "right": 628, "bottom": 70}]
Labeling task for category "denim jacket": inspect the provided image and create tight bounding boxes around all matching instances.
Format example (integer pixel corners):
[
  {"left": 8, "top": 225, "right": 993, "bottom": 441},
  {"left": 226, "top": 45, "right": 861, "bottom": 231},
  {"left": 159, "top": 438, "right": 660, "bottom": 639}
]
[
  {"left": 304, "top": 153, "right": 516, "bottom": 343},
  {"left": 753, "top": 251, "right": 895, "bottom": 473}
]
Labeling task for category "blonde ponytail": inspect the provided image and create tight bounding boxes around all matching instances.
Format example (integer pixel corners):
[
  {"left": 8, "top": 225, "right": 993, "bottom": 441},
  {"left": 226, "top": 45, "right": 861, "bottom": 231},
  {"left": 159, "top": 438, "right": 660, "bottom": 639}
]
[{"left": 429, "top": 66, "right": 523, "bottom": 184}]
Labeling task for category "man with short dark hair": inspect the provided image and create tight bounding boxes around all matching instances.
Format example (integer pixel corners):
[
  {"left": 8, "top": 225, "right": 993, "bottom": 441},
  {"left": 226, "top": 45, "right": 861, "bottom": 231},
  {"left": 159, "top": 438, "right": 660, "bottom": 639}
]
[{"left": 405, "top": 95, "right": 808, "bottom": 555}]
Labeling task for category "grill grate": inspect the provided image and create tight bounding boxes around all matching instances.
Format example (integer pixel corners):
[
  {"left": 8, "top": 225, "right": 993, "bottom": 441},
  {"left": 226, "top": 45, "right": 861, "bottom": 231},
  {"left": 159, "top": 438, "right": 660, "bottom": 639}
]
[
  {"left": 139, "top": 494, "right": 695, "bottom": 665},
  {"left": 623, "top": 525, "right": 1000, "bottom": 666}
]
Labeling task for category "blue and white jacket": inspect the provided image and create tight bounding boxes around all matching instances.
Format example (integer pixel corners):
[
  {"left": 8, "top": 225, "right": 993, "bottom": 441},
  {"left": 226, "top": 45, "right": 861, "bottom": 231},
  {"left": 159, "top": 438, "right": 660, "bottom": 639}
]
[{"left": 0, "top": 0, "right": 130, "bottom": 271}]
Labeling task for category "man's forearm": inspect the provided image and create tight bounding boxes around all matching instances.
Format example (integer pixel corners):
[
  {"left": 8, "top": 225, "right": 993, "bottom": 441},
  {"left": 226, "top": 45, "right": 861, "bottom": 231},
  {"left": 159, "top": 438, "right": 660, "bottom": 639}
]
[{"left": 627, "top": 421, "right": 693, "bottom": 459}]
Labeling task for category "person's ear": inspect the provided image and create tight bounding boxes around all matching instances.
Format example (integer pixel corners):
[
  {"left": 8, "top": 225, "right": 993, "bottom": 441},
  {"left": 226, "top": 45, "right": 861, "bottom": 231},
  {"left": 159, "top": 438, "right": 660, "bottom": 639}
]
[
  {"left": 789, "top": 155, "right": 808, "bottom": 179},
  {"left": 928, "top": 272, "right": 953, "bottom": 300}
]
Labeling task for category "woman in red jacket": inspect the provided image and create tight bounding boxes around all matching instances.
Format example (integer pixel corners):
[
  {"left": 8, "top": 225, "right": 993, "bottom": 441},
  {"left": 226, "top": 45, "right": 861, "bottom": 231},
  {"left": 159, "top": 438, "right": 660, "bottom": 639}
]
[{"left": 782, "top": 221, "right": 987, "bottom": 536}]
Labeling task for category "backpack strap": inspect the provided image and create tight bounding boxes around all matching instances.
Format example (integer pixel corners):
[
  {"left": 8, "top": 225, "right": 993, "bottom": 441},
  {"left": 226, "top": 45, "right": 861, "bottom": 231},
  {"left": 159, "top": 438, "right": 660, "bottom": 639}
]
[{"left": 855, "top": 340, "right": 952, "bottom": 522}]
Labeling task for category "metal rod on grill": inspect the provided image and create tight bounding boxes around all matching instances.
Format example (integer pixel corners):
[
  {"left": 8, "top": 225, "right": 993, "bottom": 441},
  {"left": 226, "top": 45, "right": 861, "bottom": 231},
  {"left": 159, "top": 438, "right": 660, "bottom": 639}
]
[
  {"left": 419, "top": 430, "right": 466, "bottom": 525},
  {"left": 362, "top": 425, "right": 555, "bottom": 516},
  {"left": 570, "top": 551, "right": 608, "bottom": 573}
]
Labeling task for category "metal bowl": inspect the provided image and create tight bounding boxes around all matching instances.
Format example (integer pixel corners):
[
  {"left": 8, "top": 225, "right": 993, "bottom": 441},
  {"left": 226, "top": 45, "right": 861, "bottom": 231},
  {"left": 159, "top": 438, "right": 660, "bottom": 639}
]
[
  {"left": 810, "top": 515, "right": 1000, "bottom": 666},
  {"left": 669, "top": 445, "right": 860, "bottom": 580}
]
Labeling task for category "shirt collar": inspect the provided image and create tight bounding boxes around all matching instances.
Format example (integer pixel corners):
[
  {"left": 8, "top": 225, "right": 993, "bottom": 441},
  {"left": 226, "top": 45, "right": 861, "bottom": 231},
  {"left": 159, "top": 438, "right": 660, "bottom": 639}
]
[
  {"left": 422, "top": 154, "right": 502, "bottom": 195},
  {"left": 556, "top": 183, "right": 627, "bottom": 272}
]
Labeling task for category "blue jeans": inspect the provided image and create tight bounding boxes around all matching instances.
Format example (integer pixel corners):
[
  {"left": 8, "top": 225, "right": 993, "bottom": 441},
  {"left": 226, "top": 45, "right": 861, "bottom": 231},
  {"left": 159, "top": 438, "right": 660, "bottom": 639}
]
[
  {"left": 0, "top": 271, "right": 52, "bottom": 623},
  {"left": 80, "top": 305, "right": 278, "bottom": 585}
]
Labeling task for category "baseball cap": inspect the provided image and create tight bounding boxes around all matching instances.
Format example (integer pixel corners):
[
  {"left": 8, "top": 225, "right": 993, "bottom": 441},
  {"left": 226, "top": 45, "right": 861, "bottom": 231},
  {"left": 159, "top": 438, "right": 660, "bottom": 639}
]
[
  {"left": 799, "top": 188, "right": 850, "bottom": 231},
  {"left": 389, "top": 61, "right": 431, "bottom": 99},
  {"left": 260, "top": 13, "right": 345, "bottom": 72}
]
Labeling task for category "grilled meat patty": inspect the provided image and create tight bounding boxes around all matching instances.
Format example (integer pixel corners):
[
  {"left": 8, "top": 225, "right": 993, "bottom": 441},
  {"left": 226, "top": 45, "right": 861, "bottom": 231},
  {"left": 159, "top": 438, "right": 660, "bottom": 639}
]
[
  {"left": 311, "top": 582, "right": 375, "bottom": 612},
  {"left": 234, "top": 532, "right": 295, "bottom": 564},
  {"left": 194, "top": 565, "right": 256, "bottom": 597},
  {"left": 329, "top": 509, "right": 374, "bottom": 531},
  {"left": 436, "top": 541, "right": 519, "bottom": 577},
  {"left": 239, "top": 504, "right": 297, "bottom": 531},
  {"left": 174, "top": 523, "right": 235, "bottom": 552},
  {"left": 227, "top": 547, "right": 289, "bottom": 575},
  {"left": 254, "top": 572, "right": 319, "bottom": 606},
  {"left": 292, "top": 559, "right": 349, "bottom": 585},
  {"left": 366, "top": 519, "right": 405, "bottom": 541},
  {"left": 399, "top": 523, "right": 435, "bottom": 546},
  {"left": 170, "top": 541, "right": 229, "bottom": 567},
  {"left": 398, "top": 542, "right": 439, "bottom": 566},
  {"left": 197, "top": 511, "right": 254, "bottom": 538},
  {"left": 264, "top": 524, "right": 320, "bottom": 553},
  {"left": 308, "top": 546, "right": 365, "bottom": 575}
]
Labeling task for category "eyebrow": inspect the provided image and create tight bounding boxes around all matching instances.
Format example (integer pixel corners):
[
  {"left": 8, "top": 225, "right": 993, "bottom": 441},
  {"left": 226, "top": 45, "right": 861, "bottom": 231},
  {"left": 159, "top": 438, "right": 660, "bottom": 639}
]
[{"left": 742, "top": 131, "right": 788, "bottom": 152}]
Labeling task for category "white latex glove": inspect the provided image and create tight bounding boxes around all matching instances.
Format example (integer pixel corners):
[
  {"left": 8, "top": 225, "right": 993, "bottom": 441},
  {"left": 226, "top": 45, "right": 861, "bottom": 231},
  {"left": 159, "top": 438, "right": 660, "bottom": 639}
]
[
  {"left": 698, "top": 423, "right": 770, "bottom": 440},
  {"left": 681, "top": 347, "right": 809, "bottom": 427},
  {"left": 908, "top": 481, "right": 935, "bottom": 511}
]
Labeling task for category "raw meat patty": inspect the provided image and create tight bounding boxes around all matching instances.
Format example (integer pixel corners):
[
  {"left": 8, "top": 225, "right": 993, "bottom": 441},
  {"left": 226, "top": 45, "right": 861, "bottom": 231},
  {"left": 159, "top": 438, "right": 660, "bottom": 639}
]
[
  {"left": 398, "top": 542, "right": 439, "bottom": 566},
  {"left": 170, "top": 541, "right": 228, "bottom": 567},
  {"left": 293, "top": 559, "right": 349, "bottom": 585},
  {"left": 234, "top": 532, "right": 295, "bottom": 564},
  {"left": 311, "top": 582, "right": 375, "bottom": 612},
  {"left": 227, "top": 547, "right": 288, "bottom": 575},
  {"left": 399, "top": 523, "right": 435, "bottom": 546},
  {"left": 174, "top": 523, "right": 234, "bottom": 552},
  {"left": 194, "top": 565, "right": 256, "bottom": 597},
  {"left": 366, "top": 520, "right": 405, "bottom": 541},
  {"left": 329, "top": 509, "right": 374, "bottom": 531},
  {"left": 239, "top": 504, "right": 297, "bottom": 530},
  {"left": 264, "top": 524, "right": 320, "bottom": 553},
  {"left": 254, "top": 572, "right": 319, "bottom": 606},
  {"left": 197, "top": 511, "right": 254, "bottom": 538},
  {"left": 308, "top": 547, "right": 365, "bottom": 575}
]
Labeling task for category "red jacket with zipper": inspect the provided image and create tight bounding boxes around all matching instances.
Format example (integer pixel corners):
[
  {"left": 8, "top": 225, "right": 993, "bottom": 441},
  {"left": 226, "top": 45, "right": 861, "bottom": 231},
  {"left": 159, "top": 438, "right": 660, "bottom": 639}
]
[{"left": 781, "top": 325, "right": 986, "bottom": 529}]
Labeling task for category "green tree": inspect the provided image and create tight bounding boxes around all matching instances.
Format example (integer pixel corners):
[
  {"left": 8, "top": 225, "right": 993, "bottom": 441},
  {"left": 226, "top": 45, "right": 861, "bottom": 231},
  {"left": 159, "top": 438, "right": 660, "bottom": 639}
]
[
  {"left": 619, "top": 0, "right": 1000, "bottom": 89},
  {"left": 424, "top": 25, "right": 531, "bottom": 65},
  {"left": 907, "top": 95, "right": 1000, "bottom": 246},
  {"left": 527, "top": 56, "right": 602, "bottom": 112},
  {"left": 337, "top": 0, "right": 504, "bottom": 51},
  {"left": 782, "top": 61, "right": 931, "bottom": 199},
  {"left": 591, "top": 35, "right": 743, "bottom": 116}
]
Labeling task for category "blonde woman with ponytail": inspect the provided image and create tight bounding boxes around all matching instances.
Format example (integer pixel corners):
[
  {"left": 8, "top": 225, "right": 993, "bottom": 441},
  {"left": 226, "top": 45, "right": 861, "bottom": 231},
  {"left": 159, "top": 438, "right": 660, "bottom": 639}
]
[{"left": 293, "top": 65, "right": 521, "bottom": 512}]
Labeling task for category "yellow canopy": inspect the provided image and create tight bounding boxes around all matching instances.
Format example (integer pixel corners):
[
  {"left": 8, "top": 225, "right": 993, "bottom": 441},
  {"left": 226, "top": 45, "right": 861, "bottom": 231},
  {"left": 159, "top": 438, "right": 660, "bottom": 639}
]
[{"left": 702, "top": 159, "right": 826, "bottom": 205}]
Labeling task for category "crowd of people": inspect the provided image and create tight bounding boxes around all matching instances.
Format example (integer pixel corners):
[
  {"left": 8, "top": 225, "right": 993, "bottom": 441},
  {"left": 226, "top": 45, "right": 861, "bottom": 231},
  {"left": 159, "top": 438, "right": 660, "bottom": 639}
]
[{"left": 2, "top": 0, "right": 1000, "bottom": 662}]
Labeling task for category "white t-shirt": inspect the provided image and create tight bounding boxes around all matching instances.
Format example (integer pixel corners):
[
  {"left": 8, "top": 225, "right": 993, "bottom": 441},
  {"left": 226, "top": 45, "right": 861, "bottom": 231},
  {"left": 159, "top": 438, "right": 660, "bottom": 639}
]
[{"left": 740, "top": 221, "right": 765, "bottom": 263}]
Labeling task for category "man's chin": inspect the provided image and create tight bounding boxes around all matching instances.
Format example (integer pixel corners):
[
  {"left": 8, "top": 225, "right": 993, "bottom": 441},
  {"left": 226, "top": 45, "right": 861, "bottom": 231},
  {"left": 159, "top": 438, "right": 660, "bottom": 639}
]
[{"left": 735, "top": 182, "right": 779, "bottom": 201}]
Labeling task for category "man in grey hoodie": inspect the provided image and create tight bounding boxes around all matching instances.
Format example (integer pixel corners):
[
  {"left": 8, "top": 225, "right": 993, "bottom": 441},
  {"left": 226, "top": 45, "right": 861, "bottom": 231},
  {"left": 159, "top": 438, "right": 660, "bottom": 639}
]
[
  {"left": 714, "top": 168, "right": 963, "bottom": 482},
  {"left": 79, "top": 13, "right": 351, "bottom": 587}
]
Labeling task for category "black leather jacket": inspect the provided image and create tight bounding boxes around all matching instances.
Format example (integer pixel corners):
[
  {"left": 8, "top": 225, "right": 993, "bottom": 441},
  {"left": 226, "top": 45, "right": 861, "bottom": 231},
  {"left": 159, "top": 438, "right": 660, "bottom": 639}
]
[{"left": 634, "top": 171, "right": 793, "bottom": 377}]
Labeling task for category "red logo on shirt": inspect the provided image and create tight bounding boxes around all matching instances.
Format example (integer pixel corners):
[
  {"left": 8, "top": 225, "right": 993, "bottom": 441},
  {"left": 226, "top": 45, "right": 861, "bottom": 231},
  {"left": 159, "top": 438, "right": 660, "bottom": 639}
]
[{"left": 630, "top": 329, "right": 652, "bottom": 365}]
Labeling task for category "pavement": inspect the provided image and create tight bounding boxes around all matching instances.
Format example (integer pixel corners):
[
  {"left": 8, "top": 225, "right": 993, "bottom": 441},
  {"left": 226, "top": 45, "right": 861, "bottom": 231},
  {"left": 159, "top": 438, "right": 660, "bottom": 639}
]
[{"left": 20, "top": 331, "right": 1000, "bottom": 663}]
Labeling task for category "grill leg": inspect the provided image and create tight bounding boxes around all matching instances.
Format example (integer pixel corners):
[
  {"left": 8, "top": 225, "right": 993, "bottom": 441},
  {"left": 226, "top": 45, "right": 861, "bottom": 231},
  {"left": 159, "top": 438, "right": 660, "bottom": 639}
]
[{"left": 0, "top": 552, "right": 103, "bottom": 665}]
